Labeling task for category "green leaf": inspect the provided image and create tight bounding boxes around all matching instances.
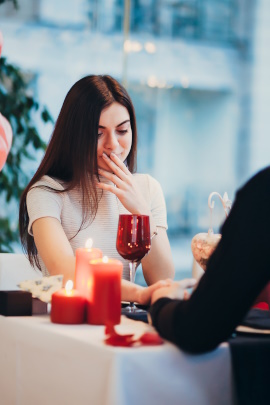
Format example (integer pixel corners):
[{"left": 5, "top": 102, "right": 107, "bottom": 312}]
[
  {"left": 0, "top": 57, "right": 53, "bottom": 252},
  {"left": 41, "top": 107, "right": 54, "bottom": 123}
]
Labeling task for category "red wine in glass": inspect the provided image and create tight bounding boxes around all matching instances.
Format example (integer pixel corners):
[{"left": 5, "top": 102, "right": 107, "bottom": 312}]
[{"left": 116, "top": 214, "right": 151, "bottom": 312}]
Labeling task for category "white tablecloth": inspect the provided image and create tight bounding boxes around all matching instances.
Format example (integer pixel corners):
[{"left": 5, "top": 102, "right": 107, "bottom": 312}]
[{"left": 0, "top": 315, "right": 234, "bottom": 405}]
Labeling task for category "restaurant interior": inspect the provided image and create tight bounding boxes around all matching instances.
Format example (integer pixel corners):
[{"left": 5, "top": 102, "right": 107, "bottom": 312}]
[{"left": 1, "top": 1, "right": 270, "bottom": 404}]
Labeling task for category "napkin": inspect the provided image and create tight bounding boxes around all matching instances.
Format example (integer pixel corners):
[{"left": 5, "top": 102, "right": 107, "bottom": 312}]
[{"left": 17, "top": 275, "right": 63, "bottom": 303}]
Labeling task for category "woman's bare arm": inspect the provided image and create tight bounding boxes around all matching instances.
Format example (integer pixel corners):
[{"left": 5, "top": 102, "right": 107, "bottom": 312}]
[
  {"left": 141, "top": 224, "right": 174, "bottom": 285},
  {"left": 32, "top": 216, "right": 172, "bottom": 302},
  {"left": 32, "top": 217, "right": 76, "bottom": 284},
  {"left": 97, "top": 154, "right": 175, "bottom": 285}
]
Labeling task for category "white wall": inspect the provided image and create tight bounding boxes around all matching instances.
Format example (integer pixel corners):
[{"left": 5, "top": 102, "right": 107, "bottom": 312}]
[
  {"left": 250, "top": 0, "right": 270, "bottom": 174},
  {"left": 153, "top": 88, "right": 238, "bottom": 197}
]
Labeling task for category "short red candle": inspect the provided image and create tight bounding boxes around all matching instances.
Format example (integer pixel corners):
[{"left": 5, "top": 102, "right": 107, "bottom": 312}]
[
  {"left": 75, "top": 241, "right": 102, "bottom": 298},
  {"left": 50, "top": 281, "right": 86, "bottom": 324},
  {"left": 87, "top": 257, "right": 123, "bottom": 325}
]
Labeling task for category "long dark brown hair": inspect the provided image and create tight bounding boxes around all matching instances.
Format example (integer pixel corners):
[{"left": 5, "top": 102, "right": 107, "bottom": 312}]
[{"left": 19, "top": 75, "right": 137, "bottom": 269}]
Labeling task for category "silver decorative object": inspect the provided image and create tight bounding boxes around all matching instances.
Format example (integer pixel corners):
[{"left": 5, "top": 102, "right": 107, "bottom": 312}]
[{"left": 191, "top": 192, "right": 232, "bottom": 271}]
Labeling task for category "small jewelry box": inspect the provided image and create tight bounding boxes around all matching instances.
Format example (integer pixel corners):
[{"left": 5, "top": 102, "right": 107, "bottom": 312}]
[{"left": 0, "top": 290, "right": 32, "bottom": 316}]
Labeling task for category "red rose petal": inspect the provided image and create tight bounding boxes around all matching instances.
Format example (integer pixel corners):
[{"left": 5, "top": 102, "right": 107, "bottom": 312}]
[
  {"left": 104, "top": 326, "right": 164, "bottom": 347},
  {"left": 139, "top": 332, "right": 164, "bottom": 345},
  {"left": 105, "top": 334, "right": 135, "bottom": 347},
  {"left": 105, "top": 324, "right": 117, "bottom": 336}
]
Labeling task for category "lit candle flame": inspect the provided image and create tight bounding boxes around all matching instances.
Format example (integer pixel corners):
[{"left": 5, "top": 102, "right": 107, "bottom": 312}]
[
  {"left": 102, "top": 256, "right": 109, "bottom": 263},
  {"left": 85, "top": 238, "right": 93, "bottom": 250},
  {"left": 65, "top": 280, "right": 73, "bottom": 293}
]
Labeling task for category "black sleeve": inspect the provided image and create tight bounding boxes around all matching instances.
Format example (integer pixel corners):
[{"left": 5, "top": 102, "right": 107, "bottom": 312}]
[{"left": 149, "top": 167, "right": 270, "bottom": 354}]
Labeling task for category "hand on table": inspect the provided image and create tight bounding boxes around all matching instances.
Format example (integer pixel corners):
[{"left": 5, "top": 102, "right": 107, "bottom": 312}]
[
  {"left": 137, "top": 279, "right": 173, "bottom": 306},
  {"left": 151, "top": 279, "right": 197, "bottom": 304},
  {"left": 97, "top": 153, "right": 150, "bottom": 215}
]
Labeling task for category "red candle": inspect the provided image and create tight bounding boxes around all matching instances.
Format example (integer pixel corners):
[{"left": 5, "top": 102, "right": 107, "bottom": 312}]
[
  {"left": 50, "top": 281, "right": 86, "bottom": 324},
  {"left": 87, "top": 257, "right": 123, "bottom": 325},
  {"left": 75, "top": 238, "right": 102, "bottom": 298}
]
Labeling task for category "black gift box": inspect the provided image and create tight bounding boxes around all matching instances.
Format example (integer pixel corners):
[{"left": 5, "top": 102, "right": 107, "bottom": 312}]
[
  {"left": 0, "top": 290, "right": 32, "bottom": 316},
  {"left": 32, "top": 297, "right": 48, "bottom": 315}
]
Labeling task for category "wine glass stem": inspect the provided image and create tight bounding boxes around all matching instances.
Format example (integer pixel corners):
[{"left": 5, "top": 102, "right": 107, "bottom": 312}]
[
  {"left": 129, "top": 261, "right": 136, "bottom": 308},
  {"left": 129, "top": 261, "right": 136, "bottom": 284}
]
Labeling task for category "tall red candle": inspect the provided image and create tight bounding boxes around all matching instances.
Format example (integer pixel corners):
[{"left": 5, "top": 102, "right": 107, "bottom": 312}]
[
  {"left": 51, "top": 281, "right": 86, "bottom": 324},
  {"left": 75, "top": 239, "right": 102, "bottom": 298},
  {"left": 87, "top": 257, "right": 123, "bottom": 325}
]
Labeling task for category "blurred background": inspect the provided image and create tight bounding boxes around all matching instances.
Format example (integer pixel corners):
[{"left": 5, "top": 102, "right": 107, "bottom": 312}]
[{"left": 0, "top": 0, "right": 269, "bottom": 283}]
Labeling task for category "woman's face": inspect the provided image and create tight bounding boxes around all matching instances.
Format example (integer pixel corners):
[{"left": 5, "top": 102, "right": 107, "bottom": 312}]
[{"left": 97, "top": 102, "right": 132, "bottom": 171}]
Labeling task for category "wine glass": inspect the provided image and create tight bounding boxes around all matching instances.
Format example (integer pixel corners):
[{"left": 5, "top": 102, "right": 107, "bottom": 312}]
[{"left": 116, "top": 214, "right": 151, "bottom": 313}]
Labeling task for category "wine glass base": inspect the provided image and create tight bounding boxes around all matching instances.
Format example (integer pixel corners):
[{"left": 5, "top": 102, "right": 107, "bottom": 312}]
[{"left": 121, "top": 304, "right": 145, "bottom": 314}]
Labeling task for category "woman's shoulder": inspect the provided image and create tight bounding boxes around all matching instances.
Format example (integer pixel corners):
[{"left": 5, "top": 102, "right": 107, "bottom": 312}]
[
  {"left": 26, "top": 175, "right": 66, "bottom": 233},
  {"left": 30, "top": 175, "right": 65, "bottom": 191},
  {"left": 133, "top": 173, "right": 162, "bottom": 192}
]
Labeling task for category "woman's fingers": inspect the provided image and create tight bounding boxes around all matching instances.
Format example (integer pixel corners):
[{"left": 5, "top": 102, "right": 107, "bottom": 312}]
[
  {"left": 110, "top": 152, "right": 131, "bottom": 174},
  {"left": 150, "top": 279, "right": 172, "bottom": 291},
  {"left": 183, "top": 290, "right": 190, "bottom": 300},
  {"left": 98, "top": 168, "right": 125, "bottom": 189},
  {"left": 96, "top": 181, "right": 124, "bottom": 198},
  {"left": 165, "top": 278, "right": 174, "bottom": 285},
  {"left": 137, "top": 279, "right": 172, "bottom": 305},
  {"left": 151, "top": 279, "right": 197, "bottom": 304},
  {"left": 177, "top": 278, "right": 197, "bottom": 290},
  {"left": 102, "top": 153, "right": 130, "bottom": 179},
  {"left": 98, "top": 152, "right": 149, "bottom": 215}
]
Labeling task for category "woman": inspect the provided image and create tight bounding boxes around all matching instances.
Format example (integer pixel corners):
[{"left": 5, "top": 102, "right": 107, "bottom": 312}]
[
  {"left": 149, "top": 167, "right": 270, "bottom": 353},
  {"left": 19, "top": 75, "right": 176, "bottom": 304}
]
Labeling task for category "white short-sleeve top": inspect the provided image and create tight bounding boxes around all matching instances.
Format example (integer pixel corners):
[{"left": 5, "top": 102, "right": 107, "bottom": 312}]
[{"left": 26, "top": 174, "right": 168, "bottom": 280}]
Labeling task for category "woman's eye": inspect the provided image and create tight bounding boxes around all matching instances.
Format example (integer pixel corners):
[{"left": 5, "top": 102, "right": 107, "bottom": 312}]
[
  {"left": 98, "top": 132, "right": 103, "bottom": 137},
  {"left": 117, "top": 129, "right": 128, "bottom": 134}
]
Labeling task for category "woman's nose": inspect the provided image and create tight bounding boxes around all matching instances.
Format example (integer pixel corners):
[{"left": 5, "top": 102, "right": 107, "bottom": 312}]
[{"left": 104, "top": 132, "right": 119, "bottom": 150}]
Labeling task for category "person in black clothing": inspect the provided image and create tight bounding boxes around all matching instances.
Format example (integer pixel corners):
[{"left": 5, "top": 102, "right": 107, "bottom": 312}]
[{"left": 149, "top": 167, "right": 270, "bottom": 354}]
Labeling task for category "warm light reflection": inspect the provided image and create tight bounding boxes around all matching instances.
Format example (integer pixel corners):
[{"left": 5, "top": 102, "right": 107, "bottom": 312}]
[
  {"left": 147, "top": 75, "right": 167, "bottom": 88},
  {"left": 147, "top": 75, "right": 157, "bottom": 88},
  {"left": 181, "top": 76, "right": 190, "bottom": 88},
  {"left": 132, "top": 41, "right": 143, "bottom": 52},
  {"left": 103, "top": 256, "right": 109, "bottom": 263},
  {"left": 85, "top": 238, "right": 93, "bottom": 250},
  {"left": 157, "top": 80, "right": 166, "bottom": 88},
  {"left": 144, "top": 42, "right": 156, "bottom": 53},
  {"left": 124, "top": 39, "right": 142, "bottom": 53},
  {"left": 65, "top": 280, "right": 73, "bottom": 293}
]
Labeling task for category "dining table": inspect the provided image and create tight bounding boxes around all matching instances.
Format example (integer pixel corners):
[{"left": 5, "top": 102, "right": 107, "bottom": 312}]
[{"left": 0, "top": 313, "right": 234, "bottom": 405}]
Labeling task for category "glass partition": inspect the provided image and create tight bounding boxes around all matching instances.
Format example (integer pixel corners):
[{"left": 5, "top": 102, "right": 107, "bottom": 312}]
[{"left": 0, "top": 0, "right": 267, "bottom": 281}]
